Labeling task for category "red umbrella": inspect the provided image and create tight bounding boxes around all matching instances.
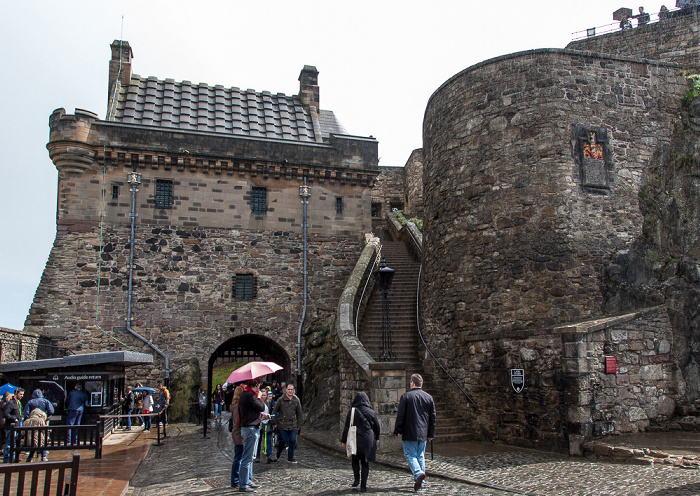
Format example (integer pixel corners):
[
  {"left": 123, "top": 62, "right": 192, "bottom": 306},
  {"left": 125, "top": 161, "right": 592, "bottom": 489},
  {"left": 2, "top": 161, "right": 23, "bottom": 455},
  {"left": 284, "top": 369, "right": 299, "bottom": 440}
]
[{"left": 226, "top": 361, "right": 283, "bottom": 384}]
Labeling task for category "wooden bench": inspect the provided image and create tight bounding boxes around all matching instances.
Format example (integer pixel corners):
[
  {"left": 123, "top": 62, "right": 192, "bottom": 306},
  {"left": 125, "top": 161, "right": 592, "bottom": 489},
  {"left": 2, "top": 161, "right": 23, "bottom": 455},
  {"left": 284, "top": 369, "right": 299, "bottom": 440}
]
[
  {"left": 7, "top": 422, "right": 103, "bottom": 463},
  {"left": 0, "top": 453, "right": 79, "bottom": 496}
]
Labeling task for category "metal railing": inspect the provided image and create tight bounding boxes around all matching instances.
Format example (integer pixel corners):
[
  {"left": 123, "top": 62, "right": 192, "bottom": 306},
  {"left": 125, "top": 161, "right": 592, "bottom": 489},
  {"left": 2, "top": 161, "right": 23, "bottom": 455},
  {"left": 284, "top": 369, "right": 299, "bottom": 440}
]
[
  {"left": 355, "top": 245, "right": 382, "bottom": 336},
  {"left": 571, "top": 7, "right": 692, "bottom": 40},
  {"left": 416, "top": 265, "right": 477, "bottom": 409}
]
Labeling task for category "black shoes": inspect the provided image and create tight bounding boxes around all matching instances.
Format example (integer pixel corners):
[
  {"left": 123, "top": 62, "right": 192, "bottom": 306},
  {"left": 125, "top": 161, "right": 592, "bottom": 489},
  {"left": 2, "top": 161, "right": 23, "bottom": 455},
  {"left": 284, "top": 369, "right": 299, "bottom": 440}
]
[
  {"left": 352, "top": 479, "right": 360, "bottom": 488},
  {"left": 414, "top": 473, "right": 426, "bottom": 491}
]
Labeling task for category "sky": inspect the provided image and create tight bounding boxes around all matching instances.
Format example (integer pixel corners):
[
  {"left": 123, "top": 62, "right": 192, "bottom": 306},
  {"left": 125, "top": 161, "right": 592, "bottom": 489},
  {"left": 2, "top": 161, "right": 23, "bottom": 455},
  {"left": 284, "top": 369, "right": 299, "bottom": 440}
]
[{"left": 0, "top": 1, "right": 643, "bottom": 329}]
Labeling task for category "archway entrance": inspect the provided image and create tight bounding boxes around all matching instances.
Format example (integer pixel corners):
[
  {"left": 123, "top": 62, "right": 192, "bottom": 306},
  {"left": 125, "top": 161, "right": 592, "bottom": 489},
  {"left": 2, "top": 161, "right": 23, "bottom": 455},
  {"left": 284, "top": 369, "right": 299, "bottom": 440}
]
[{"left": 205, "top": 334, "right": 291, "bottom": 423}]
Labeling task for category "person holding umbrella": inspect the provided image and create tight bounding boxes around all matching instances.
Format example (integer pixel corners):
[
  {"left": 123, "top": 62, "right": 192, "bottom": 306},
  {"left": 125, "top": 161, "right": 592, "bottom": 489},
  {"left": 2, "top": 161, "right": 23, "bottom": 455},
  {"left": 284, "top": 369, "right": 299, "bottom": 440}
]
[{"left": 238, "top": 379, "right": 268, "bottom": 492}]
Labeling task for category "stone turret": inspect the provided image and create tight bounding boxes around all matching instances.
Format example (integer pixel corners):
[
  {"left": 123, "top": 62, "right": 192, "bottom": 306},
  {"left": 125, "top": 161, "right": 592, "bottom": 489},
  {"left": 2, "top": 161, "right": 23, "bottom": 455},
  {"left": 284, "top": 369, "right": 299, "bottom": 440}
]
[{"left": 47, "top": 108, "right": 98, "bottom": 173}]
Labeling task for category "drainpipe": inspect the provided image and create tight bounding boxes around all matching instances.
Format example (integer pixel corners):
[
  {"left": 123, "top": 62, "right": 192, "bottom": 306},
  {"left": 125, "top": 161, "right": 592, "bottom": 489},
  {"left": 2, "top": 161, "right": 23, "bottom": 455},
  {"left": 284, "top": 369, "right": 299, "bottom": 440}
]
[
  {"left": 126, "top": 170, "right": 170, "bottom": 382},
  {"left": 297, "top": 178, "right": 311, "bottom": 397}
]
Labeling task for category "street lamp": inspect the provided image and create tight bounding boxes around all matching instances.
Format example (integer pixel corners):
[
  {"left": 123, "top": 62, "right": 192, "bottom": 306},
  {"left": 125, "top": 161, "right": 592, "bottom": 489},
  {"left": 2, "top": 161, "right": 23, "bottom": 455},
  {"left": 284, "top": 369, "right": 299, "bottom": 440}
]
[{"left": 374, "top": 256, "right": 396, "bottom": 361}]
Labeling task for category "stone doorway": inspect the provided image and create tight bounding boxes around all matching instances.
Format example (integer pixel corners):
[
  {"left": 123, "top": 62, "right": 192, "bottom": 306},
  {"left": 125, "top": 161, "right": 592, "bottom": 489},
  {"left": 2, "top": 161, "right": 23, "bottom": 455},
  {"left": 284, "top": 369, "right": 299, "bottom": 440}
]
[{"left": 206, "top": 334, "right": 291, "bottom": 403}]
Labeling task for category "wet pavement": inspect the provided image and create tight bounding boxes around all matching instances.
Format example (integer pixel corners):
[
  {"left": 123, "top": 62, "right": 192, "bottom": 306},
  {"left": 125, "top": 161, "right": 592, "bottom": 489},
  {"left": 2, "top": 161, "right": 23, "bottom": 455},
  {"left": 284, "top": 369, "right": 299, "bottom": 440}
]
[{"left": 121, "top": 414, "right": 700, "bottom": 496}]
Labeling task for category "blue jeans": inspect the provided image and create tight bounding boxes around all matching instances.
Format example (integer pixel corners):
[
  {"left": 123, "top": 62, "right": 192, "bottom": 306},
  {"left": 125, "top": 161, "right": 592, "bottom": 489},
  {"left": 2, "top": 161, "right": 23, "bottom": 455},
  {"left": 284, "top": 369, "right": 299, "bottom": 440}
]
[
  {"left": 277, "top": 429, "right": 297, "bottom": 461},
  {"left": 3, "top": 430, "right": 15, "bottom": 462},
  {"left": 66, "top": 409, "right": 83, "bottom": 444},
  {"left": 126, "top": 409, "right": 133, "bottom": 429},
  {"left": 214, "top": 403, "right": 222, "bottom": 418},
  {"left": 230, "top": 444, "right": 243, "bottom": 487},
  {"left": 402, "top": 440, "right": 427, "bottom": 481},
  {"left": 239, "top": 427, "right": 259, "bottom": 489}
]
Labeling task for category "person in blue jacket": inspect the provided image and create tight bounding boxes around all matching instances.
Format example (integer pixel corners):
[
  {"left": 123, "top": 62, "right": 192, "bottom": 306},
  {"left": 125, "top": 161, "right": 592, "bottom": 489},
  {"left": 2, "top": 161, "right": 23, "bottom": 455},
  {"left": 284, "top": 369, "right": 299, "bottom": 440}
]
[{"left": 65, "top": 384, "right": 88, "bottom": 444}]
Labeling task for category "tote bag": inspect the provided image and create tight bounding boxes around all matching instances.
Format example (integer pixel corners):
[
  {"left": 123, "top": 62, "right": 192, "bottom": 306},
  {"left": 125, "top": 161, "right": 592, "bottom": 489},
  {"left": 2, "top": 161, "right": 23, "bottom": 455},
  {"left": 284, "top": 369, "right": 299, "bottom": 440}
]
[{"left": 346, "top": 407, "right": 357, "bottom": 457}]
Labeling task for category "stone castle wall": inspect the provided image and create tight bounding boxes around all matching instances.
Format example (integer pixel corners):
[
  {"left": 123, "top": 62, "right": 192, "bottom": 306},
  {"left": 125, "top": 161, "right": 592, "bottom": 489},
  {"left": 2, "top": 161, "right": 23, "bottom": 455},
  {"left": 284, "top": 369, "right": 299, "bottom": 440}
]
[
  {"left": 420, "top": 48, "right": 687, "bottom": 450},
  {"left": 0, "top": 328, "right": 40, "bottom": 364},
  {"left": 567, "top": 8, "right": 700, "bottom": 73},
  {"left": 371, "top": 166, "right": 405, "bottom": 214},
  {"left": 422, "top": 49, "right": 685, "bottom": 336},
  {"left": 428, "top": 307, "right": 679, "bottom": 452},
  {"left": 26, "top": 224, "right": 362, "bottom": 383},
  {"left": 403, "top": 149, "right": 424, "bottom": 217}
]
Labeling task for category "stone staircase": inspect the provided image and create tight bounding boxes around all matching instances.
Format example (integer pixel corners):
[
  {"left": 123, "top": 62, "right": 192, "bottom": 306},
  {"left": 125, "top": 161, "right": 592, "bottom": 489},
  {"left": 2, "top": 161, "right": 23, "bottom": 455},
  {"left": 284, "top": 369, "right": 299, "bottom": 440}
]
[{"left": 358, "top": 227, "right": 469, "bottom": 442}]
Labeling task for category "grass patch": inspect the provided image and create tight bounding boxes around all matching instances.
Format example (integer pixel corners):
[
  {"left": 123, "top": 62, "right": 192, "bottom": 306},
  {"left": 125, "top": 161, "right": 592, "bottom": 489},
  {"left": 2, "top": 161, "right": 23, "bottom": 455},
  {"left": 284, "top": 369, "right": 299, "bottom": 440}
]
[
  {"left": 393, "top": 210, "right": 423, "bottom": 231},
  {"left": 211, "top": 362, "right": 244, "bottom": 393}
]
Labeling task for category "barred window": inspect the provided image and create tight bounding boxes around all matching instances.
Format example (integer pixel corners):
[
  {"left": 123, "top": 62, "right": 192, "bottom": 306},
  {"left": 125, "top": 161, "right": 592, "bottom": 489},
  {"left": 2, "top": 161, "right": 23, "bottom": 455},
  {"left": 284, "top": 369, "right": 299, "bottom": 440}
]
[
  {"left": 155, "top": 179, "right": 173, "bottom": 209},
  {"left": 251, "top": 187, "right": 267, "bottom": 214},
  {"left": 233, "top": 274, "right": 257, "bottom": 300},
  {"left": 336, "top": 197, "right": 343, "bottom": 214},
  {"left": 112, "top": 185, "right": 119, "bottom": 200}
]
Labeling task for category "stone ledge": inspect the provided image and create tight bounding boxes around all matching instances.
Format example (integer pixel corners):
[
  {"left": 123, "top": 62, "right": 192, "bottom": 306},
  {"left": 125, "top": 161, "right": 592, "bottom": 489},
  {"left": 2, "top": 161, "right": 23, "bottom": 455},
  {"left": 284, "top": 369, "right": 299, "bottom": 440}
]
[{"left": 583, "top": 440, "right": 700, "bottom": 468}]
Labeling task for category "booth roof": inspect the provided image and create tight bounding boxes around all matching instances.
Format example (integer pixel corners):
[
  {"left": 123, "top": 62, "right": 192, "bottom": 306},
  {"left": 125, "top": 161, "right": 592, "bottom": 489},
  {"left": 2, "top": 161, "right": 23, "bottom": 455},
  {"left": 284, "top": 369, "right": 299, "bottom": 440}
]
[{"left": 0, "top": 351, "right": 153, "bottom": 372}]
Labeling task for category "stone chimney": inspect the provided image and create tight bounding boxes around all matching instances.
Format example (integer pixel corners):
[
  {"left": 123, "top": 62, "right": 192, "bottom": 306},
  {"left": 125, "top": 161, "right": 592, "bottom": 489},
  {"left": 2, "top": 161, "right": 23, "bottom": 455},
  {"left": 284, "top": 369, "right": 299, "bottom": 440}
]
[
  {"left": 298, "top": 65, "right": 319, "bottom": 110},
  {"left": 107, "top": 40, "right": 133, "bottom": 117},
  {"left": 299, "top": 66, "right": 323, "bottom": 141}
]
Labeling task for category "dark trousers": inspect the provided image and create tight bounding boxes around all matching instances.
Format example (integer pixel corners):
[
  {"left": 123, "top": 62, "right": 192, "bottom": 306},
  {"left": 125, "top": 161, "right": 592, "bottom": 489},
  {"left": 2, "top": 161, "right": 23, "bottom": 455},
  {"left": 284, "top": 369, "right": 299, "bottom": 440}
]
[{"left": 351, "top": 454, "right": 369, "bottom": 488}]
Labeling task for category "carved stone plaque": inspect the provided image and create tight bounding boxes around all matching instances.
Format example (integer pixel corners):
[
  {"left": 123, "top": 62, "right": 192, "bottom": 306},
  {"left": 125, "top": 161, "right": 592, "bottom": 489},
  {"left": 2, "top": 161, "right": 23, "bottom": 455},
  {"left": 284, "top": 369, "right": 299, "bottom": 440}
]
[{"left": 574, "top": 125, "right": 610, "bottom": 190}]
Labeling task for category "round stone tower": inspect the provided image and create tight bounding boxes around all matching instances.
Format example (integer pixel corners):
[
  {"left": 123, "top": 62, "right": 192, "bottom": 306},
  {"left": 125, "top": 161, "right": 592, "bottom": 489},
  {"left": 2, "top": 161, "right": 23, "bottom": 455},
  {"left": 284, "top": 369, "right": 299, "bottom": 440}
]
[{"left": 421, "top": 49, "right": 685, "bottom": 339}]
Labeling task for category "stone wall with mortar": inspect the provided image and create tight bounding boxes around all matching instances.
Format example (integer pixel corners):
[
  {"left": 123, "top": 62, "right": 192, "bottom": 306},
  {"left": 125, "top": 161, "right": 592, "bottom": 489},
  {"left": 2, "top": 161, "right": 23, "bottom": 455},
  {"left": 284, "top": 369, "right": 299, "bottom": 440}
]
[
  {"left": 423, "top": 307, "right": 681, "bottom": 453},
  {"left": 403, "top": 149, "right": 424, "bottom": 217},
  {"left": 422, "top": 49, "right": 685, "bottom": 337},
  {"left": 0, "top": 328, "right": 40, "bottom": 364},
  {"left": 567, "top": 8, "right": 700, "bottom": 73},
  {"left": 372, "top": 166, "right": 405, "bottom": 215},
  {"left": 25, "top": 225, "right": 362, "bottom": 384},
  {"left": 420, "top": 48, "right": 686, "bottom": 451}
]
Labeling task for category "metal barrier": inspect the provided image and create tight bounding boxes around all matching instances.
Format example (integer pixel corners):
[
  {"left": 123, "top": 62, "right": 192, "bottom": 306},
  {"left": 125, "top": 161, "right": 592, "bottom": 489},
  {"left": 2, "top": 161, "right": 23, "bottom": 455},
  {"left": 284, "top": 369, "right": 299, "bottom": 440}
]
[
  {"left": 100, "top": 410, "right": 167, "bottom": 446},
  {"left": 8, "top": 422, "right": 103, "bottom": 462}
]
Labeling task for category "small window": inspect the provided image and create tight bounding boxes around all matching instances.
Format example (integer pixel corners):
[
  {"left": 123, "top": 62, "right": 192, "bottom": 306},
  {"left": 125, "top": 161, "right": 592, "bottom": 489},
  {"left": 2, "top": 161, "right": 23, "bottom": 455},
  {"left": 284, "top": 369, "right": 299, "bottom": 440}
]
[
  {"left": 112, "top": 185, "right": 119, "bottom": 200},
  {"left": 336, "top": 197, "right": 343, "bottom": 214},
  {"left": 233, "top": 274, "right": 256, "bottom": 300},
  {"left": 155, "top": 179, "right": 173, "bottom": 209},
  {"left": 371, "top": 202, "right": 382, "bottom": 218},
  {"left": 251, "top": 187, "right": 267, "bottom": 214}
]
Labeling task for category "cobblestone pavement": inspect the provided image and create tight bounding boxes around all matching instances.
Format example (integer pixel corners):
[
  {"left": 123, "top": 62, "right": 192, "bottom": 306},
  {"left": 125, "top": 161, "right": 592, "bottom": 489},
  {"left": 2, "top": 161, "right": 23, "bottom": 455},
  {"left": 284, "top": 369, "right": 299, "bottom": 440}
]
[{"left": 125, "top": 416, "right": 700, "bottom": 496}]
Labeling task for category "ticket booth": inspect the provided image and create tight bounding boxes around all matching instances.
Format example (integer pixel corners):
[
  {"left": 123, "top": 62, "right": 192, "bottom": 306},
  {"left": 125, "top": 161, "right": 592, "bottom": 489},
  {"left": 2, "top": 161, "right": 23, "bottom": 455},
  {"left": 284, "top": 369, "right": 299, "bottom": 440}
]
[{"left": 0, "top": 351, "right": 153, "bottom": 424}]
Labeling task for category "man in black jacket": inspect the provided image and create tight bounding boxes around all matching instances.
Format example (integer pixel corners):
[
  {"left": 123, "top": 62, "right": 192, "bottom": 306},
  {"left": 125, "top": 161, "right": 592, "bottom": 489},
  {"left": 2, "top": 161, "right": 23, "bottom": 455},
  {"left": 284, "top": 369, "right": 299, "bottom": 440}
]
[
  {"left": 394, "top": 374, "right": 436, "bottom": 491},
  {"left": 3, "top": 388, "right": 24, "bottom": 463}
]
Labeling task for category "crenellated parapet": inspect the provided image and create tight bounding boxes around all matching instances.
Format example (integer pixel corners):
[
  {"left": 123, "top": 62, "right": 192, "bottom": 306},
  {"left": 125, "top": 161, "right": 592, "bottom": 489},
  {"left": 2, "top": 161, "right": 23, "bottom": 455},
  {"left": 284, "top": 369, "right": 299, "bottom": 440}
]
[{"left": 47, "top": 108, "right": 99, "bottom": 173}]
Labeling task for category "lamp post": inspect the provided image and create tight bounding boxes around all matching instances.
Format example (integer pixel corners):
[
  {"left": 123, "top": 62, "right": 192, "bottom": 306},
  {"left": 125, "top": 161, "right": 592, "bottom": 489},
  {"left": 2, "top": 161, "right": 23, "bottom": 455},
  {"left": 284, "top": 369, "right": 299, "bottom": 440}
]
[{"left": 374, "top": 256, "right": 396, "bottom": 361}]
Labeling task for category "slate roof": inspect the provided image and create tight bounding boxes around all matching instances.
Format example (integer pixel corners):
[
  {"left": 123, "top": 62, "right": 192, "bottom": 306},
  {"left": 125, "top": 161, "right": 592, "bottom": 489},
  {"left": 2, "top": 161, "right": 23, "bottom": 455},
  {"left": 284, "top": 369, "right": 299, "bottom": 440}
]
[{"left": 112, "top": 75, "right": 347, "bottom": 142}]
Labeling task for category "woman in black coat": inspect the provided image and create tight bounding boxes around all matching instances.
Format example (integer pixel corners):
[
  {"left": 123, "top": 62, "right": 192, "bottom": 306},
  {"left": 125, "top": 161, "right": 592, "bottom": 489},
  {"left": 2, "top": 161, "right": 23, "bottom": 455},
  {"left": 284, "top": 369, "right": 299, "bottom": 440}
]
[{"left": 341, "top": 392, "right": 381, "bottom": 492}]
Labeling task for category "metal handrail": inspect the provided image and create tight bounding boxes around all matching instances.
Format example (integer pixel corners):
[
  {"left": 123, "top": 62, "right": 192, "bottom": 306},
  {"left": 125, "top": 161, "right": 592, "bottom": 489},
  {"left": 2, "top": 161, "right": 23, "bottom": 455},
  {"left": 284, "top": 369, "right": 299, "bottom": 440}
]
[
  {"left": 404, "top": 222, "right": 422, "bottom": 256},
  {"left": 415, "top": 265, "right": 477, "bottom": 409},
  {"left": 571, "top": 8, "right": 686, "bottom": 40},
  {"left": 355, "top": 243, "right": 382, "bottom": 336}
]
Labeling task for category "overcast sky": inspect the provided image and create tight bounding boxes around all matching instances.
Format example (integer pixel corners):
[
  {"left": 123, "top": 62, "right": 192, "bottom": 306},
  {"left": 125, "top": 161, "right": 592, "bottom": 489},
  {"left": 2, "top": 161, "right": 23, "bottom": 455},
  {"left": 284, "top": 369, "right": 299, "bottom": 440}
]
[{"left": 0, "top": 1, "right": 653, "bottom": 329}]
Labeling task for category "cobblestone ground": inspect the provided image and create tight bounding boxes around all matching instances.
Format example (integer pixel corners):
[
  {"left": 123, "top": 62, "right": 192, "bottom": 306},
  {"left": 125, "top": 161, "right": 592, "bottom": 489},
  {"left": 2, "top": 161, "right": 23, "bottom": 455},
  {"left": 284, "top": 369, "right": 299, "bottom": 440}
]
[{"left": 125, "top": 417, "right": 700, "bottom": 496}]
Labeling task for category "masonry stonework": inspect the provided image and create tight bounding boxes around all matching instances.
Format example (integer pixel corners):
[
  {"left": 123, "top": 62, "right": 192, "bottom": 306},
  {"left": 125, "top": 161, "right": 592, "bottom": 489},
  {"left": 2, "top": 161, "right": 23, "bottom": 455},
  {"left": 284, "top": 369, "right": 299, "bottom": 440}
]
[
  {"left": 420, "top": 47, "right": 688, "bottom": 451},
  {"left": 567, "top": 8, "right": 700, "bottom": 73},
  {"left": 26, "top": 43, "right": 379, "bottom": 396},
  {"left": 403, "top": 149, "right": 424, "bottom": 217}
]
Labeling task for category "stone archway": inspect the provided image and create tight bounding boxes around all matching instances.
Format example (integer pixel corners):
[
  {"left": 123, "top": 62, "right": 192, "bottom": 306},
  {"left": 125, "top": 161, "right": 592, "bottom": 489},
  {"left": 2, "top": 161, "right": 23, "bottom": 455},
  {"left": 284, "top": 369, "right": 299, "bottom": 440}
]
[{"left": 205, "top": 334, "right": 292, "bottom": 421}]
